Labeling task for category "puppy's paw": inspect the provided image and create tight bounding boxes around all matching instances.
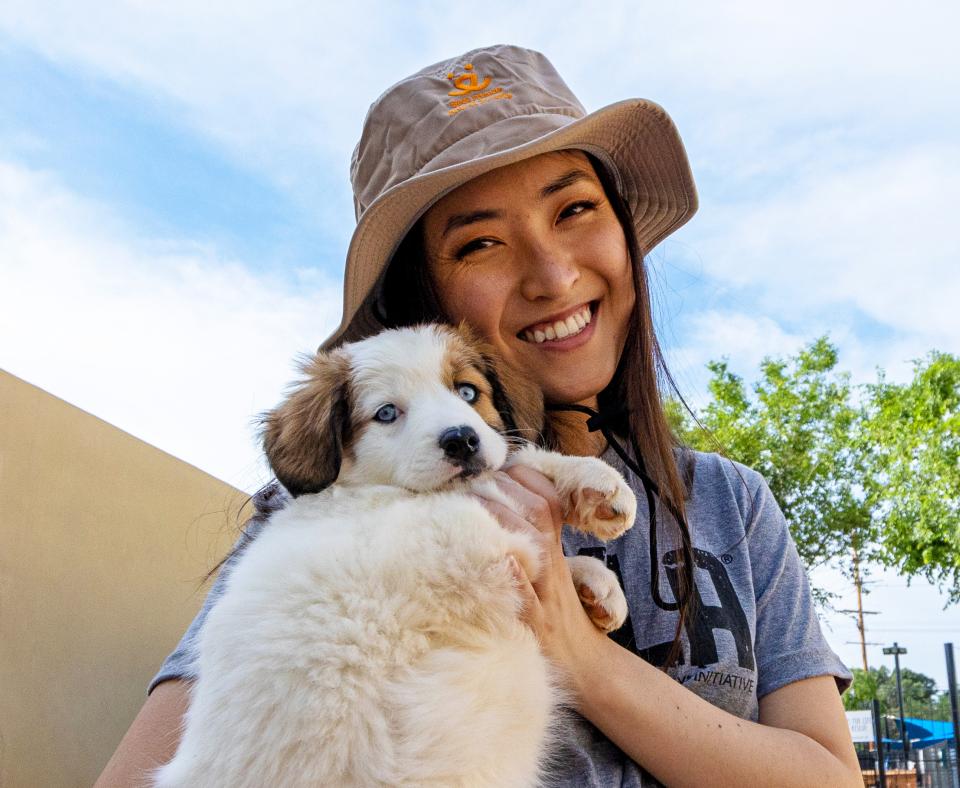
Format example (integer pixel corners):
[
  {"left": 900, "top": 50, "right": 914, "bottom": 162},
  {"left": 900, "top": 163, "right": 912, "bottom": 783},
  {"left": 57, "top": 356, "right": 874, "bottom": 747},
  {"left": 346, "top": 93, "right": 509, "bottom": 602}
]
[
  {"left": 566, "top": 556, "right": 629, "bottom": 633},
  {"left": 504, "top": 446, "right": 636, "bottom": 539},
  {"left": 561, "top": 457, "right": 637, "bottom": 540}
]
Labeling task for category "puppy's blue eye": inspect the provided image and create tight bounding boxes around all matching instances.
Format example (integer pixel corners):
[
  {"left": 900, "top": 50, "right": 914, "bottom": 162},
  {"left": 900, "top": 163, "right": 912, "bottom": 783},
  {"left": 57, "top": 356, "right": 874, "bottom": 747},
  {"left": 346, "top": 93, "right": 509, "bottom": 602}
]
[
  {"left": 374, "top": 404, "right": 398, "bottom": 423},
  {"left": 456, "top": 383, "right": 478, "bottom": 403}
]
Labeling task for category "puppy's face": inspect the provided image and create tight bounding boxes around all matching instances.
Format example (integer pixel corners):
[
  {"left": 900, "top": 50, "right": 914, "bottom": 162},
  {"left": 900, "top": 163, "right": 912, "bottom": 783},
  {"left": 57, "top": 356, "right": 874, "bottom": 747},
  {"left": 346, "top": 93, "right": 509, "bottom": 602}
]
[{"left": 263, "top": 324, "right": 544, "bottom": 496}]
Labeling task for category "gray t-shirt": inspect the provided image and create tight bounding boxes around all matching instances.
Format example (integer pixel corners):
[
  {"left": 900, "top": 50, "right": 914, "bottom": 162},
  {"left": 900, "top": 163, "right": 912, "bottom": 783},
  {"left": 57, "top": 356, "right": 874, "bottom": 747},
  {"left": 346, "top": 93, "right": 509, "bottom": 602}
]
[{"left": 151, "top": 450, "right": 850, "bottom": 786}]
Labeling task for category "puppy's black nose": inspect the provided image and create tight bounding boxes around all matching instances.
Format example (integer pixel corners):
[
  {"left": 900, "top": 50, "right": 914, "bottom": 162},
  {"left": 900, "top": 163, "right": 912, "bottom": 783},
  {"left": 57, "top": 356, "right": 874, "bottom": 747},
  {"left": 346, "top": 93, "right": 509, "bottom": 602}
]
[{"left": 439, "top": 425, "right": 480, "bottom": 464}]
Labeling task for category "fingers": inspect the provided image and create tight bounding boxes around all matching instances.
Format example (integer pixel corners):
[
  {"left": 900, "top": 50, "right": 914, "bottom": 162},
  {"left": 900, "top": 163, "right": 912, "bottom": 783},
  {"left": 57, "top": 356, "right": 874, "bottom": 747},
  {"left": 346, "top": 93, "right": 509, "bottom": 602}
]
[
  {"left": 476, "top": 496, "right": 538, "bottom": 538},
  {"left": 504, "top": 466, "right": 562, "bottom": 514},
  {"left": 495, "top": 467, "right": 563, "bottom": 539},
  {"left": 507, "top": 555, "right": 544, "bottom": 634}
]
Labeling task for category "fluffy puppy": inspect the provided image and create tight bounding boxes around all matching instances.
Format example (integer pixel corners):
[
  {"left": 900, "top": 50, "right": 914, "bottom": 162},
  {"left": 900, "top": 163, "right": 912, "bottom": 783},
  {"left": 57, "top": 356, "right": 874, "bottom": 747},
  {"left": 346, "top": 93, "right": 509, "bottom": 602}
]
[{"left": 154, "top": 324, "right": 637, "bottom": 788}]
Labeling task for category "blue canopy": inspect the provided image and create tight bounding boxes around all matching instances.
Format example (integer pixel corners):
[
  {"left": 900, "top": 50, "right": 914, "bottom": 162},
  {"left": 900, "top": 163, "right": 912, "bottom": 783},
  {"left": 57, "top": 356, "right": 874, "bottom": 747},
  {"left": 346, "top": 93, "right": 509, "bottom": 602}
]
[{"left": 882, "top": 717, "right": 955, "bottom": 750}]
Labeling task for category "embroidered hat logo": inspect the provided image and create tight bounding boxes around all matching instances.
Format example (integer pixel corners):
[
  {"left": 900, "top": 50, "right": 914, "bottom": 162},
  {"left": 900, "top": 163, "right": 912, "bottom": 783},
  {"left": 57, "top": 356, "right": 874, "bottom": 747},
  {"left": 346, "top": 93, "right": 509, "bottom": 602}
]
[{"left": 445, "top": 63, "right": 513, "bottom": 116}]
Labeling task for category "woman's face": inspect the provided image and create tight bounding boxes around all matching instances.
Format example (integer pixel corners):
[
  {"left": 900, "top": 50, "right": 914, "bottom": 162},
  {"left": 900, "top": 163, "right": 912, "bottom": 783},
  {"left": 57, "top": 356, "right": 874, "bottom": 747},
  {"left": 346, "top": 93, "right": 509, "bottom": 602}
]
[{"left": 423, "top": 150, "right": 636, "bottom": 406}]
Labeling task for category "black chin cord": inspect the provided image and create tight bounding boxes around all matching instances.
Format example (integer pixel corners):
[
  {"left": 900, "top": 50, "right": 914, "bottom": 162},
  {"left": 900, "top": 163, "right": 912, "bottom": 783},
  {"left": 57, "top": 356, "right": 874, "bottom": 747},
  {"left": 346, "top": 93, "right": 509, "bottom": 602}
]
[{"left": 546, "top": 403, "right": 690, "bottom": 612}]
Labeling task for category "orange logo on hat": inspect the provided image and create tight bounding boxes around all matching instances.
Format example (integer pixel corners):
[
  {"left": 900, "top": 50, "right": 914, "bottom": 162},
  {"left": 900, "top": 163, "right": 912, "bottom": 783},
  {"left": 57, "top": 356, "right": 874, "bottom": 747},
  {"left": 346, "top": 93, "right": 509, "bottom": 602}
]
[
  {"left": 445, "top": 63, "right": 513, "bottom": 116},
  {"left": 446, "top": 63, "right": 491, "bottom": 96}
]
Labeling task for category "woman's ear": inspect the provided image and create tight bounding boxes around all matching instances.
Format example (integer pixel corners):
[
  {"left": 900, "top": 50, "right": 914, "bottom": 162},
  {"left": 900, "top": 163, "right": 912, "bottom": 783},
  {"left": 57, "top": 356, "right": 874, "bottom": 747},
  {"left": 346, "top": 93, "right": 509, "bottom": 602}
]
[{"left": 261, "top": 351, "right": 352, "bottom": 497}]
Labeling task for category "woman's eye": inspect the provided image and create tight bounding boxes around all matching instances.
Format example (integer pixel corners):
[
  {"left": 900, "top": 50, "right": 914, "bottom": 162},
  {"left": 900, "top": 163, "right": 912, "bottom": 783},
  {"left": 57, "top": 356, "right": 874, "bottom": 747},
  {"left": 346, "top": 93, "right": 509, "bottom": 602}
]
[
  {"left": 374, "top": 404, "right": 399, "bottom": 423},
  {"left": 559, "top": 200, "right": 597, "bottom": 220},
  {"left": 455, "top": 238, "right": 496, "bottom": 259},
  {"left": 456, "top": 383, "right": 478, "bottom": 403}
]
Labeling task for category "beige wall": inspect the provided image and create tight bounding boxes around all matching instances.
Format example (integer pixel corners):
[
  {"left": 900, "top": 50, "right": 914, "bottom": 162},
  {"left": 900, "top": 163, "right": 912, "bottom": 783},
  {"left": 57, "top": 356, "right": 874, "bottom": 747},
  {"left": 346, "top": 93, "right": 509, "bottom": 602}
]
[{"left": 0, "top": 370, "right": 250, "bottom": 787}]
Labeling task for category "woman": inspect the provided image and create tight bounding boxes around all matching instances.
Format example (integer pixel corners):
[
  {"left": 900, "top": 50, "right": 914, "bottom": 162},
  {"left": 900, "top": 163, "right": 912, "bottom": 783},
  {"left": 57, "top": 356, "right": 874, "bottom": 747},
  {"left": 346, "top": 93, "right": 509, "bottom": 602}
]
[{"left": 98, "top": 45, "right": 860, "bottom": 787}]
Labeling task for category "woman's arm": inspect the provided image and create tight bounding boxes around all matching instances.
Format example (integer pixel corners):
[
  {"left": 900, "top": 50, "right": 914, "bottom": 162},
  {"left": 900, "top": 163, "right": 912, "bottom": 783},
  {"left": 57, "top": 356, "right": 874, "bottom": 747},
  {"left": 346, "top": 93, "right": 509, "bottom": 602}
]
[
  {"left": 479, "top": 466, "right": 861, "bottom": 788},
  {"left": 573, "top": 636, "right": 860, "bottom": 787},
  {"left": 94, "top": 679, "right": 190, "bottom": 787}
]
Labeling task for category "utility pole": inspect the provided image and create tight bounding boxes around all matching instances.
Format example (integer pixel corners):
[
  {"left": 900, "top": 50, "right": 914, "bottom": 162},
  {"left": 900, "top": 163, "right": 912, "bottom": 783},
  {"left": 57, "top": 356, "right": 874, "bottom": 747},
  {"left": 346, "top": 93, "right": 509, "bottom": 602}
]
[
  {"left": 839, "top": 622, "right": 880, "bottom": 673},
  {"left": 853, "top": 547, "right": 868, "bottom": 671},
  {"left": 840, "top": 544, "right": 878, "bottom": 672},
  {"left": 883, "top": 643, "right": 910, "bottom": 760}
]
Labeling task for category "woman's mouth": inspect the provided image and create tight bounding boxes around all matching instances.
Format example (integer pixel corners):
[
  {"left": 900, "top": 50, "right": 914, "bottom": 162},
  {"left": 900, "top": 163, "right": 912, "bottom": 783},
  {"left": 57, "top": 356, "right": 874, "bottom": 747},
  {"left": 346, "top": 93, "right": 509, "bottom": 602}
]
[{"left": 520, "top": 302, "right": 595, "bottom": 344}]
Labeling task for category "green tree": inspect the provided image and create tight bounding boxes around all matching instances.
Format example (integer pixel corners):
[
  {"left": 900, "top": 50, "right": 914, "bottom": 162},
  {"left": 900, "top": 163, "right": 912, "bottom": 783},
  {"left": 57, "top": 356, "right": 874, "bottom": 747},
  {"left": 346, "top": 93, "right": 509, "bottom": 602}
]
[
  {"left": 843, "top": 666, "right": 949, "bottom": 721},
  {"left": 671, "top": 338, "right": 875, "bottom": 578},
  {"left": 843, "top": 667, "right": 880, "bottom": 711},
  {"left": 671, "top": 339, "right": 960, "bottom": 601},
  {"left": 862, "top": 352, "right": 960, "bottom": 600},
  {"left": 934, "top": 689, "right": 955, "bottom": 722}
]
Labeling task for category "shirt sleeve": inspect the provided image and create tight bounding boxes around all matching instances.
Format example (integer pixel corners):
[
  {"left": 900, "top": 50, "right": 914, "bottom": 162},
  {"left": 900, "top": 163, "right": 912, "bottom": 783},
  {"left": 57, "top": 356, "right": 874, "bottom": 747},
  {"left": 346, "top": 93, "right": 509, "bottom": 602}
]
[
  {"left": 747, "top": 477, "right": 852, "bottom": 699},
  {"left": 147, "top": 484, "right": 286, "bottom": 694}
]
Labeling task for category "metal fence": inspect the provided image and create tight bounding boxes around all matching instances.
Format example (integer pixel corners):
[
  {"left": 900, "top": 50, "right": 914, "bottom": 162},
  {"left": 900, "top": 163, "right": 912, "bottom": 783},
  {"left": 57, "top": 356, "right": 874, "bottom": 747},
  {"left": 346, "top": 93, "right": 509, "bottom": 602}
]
[
  {"left": 847, "top": 697, "right": 960, "bottom": 788},
  {"left": 857, "top": 745, "right": 958, "bottom": 788}
]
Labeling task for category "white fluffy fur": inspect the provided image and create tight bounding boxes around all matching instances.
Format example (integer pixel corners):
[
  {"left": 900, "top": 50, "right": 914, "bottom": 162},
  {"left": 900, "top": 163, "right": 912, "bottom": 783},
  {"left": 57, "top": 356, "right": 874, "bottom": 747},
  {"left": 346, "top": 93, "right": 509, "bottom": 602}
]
[{"left": 154, "top": 326, "right": 635, "bottom": 788}]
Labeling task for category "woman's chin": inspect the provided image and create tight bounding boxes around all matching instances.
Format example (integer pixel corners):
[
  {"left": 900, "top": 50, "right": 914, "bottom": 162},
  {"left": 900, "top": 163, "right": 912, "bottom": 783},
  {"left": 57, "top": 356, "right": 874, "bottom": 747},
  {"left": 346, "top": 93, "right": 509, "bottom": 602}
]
[{"left": 540, "top": 378, "right": 611, "bottom": 409}]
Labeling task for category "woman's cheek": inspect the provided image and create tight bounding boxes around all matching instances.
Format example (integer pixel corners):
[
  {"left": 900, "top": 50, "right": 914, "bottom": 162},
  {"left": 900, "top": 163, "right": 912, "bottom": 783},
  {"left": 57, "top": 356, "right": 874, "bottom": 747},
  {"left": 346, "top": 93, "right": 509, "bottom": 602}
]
[
  {"left": 439, "top": 275, "right": 477, "bottom": 326},
  {"left": 438, "top": 268, "right": 508, "bottom": 339}
]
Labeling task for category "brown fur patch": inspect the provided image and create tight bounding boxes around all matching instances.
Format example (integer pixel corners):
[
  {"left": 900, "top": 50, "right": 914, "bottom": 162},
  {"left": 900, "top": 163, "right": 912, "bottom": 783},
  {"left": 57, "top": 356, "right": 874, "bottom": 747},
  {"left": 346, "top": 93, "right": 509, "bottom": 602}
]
[
  {"left": 460, "top": 365, "right": 503, "bottom": 430},
  {"left": 261, "top": 350, "right": 352, "bottom": 496},
  {"left": 448, "top": 323, "right": 546, "bottom": 445},
  {"left": 441, "top": 325, "right": 504, "bottom": 431}
]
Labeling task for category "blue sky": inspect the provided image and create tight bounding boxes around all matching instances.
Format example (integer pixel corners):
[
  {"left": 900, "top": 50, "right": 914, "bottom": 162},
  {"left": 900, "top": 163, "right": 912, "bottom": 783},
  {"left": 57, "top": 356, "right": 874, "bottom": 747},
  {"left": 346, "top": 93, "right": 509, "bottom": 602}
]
[
  {"left": 2, "top": 1, "right": 958, "bottom": 688},
  {"left": 1, "top": 42, "right": 337, "bottom": 270}
]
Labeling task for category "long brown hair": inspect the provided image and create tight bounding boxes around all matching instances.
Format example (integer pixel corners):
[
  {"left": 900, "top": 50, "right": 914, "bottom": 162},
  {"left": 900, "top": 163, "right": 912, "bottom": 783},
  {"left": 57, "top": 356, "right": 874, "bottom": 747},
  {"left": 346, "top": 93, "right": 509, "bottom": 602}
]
[{"left": 380, "top": 152, "right": 697, "bottom": 668}]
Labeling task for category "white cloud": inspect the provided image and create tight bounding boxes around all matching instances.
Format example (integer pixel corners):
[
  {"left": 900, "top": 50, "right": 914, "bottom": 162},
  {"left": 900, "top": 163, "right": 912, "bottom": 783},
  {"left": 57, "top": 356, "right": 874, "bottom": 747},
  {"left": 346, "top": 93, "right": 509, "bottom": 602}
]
[
  {"left": 660, "top": 301, "right": 943, "bottom": 410},
  {"left": 3, "top": 0, "right": 956, "bottom": 173},
  {"left": 691, "top": 145, "right": 960, "bottom": 348},
  {"left": 661, "top": 310, "right": 808, "bottom": 406},
  {"left": 0, "top": 160, "right": 343, "bottom": 491}
]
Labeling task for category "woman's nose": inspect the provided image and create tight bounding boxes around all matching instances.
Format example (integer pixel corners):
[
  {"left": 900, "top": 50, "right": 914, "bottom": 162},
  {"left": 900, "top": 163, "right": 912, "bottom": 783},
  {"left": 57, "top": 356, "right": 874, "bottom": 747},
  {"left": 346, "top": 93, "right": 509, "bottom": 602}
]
[{"left": 517, "top": 240, "right": 580, "bottom": 302}]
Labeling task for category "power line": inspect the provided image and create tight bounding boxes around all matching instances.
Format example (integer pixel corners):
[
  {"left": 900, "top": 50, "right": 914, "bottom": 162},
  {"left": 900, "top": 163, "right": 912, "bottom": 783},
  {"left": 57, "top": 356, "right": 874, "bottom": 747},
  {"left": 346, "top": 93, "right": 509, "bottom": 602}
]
[{"left": 867, "top": 627, "right": 960, "bottom": 632}]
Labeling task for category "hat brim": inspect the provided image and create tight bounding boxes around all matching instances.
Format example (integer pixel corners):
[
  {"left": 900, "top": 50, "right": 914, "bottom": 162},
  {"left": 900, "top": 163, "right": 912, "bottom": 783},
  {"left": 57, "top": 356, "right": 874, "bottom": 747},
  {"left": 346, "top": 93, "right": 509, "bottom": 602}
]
[{"left": 322, "top": 99, "right": 697, "bottom": 350}]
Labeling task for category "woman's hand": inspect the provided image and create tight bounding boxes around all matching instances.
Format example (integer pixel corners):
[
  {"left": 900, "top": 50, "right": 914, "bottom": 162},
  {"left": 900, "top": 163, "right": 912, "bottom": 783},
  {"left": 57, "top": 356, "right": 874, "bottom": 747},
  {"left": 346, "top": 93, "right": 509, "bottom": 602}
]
[{"left": 472, "top": 465, "right": 607, "bottom": 695}]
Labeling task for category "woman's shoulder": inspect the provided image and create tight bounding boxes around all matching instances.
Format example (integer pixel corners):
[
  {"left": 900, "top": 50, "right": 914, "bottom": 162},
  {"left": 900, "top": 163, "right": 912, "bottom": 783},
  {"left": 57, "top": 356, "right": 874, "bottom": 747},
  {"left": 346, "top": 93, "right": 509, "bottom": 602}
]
[
  {"left": 682, "top": 448, "right": 766, "bottom": 492},
  {"left": 679, "top": 448, "right": 772, "bottom": 525},
  {"left": 251, "top": 481, "right": 290, "bottom": 516}
]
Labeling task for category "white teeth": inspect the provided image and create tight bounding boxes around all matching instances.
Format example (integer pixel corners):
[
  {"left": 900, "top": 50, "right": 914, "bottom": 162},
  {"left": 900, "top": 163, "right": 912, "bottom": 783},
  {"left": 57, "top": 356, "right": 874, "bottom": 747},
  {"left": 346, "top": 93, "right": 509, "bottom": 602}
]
[{"left": 522, "top": 304, "right": 594, "bottom": 344}]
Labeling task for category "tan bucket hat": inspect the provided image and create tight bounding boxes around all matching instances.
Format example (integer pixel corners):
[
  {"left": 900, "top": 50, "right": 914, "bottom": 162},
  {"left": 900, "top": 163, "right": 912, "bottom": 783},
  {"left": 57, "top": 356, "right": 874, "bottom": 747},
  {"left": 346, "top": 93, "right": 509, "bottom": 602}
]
[{"left": 323, "top": 43, "right": 698, "bottom": 349}]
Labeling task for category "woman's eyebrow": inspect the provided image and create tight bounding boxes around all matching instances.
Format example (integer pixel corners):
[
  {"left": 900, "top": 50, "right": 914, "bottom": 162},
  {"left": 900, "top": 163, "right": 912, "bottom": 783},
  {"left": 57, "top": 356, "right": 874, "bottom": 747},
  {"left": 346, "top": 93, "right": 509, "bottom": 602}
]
[
  {"left": 441, "top": 209, "right": 502, "bottom": 238},
  {"left": 538, "top": 168, "right": 594, "bottom": 200}
]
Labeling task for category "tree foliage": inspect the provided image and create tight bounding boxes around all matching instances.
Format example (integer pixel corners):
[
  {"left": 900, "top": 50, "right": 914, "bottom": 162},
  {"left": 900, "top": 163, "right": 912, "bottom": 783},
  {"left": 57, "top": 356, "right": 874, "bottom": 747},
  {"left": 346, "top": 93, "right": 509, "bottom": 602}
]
[
  {"left": 862, "top": 352, "right": 960, "bottom": 595},
  {"left": 842, "top": 666, "right": 952, "bottom": 721},
  {"left": 671, "top": 339, "right": 960, "bottom": 602}
]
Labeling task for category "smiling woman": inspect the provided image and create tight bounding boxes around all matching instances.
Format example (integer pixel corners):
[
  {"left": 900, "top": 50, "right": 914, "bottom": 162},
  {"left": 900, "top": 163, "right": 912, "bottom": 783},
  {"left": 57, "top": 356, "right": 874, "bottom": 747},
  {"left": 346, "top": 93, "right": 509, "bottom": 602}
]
[{"left": 98, "top": 44, "right": 862, "bottom": 788}]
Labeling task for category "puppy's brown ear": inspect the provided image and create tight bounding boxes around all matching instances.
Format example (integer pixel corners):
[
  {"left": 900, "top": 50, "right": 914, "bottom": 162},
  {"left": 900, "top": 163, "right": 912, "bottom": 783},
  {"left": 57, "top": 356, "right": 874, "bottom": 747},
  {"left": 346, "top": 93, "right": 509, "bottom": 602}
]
[
  {"left": 261, "top": 351, "right": 351, "bottom": 497},
  {"left": 485, "top": 354, "right": 550, "bottom": 446}
]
